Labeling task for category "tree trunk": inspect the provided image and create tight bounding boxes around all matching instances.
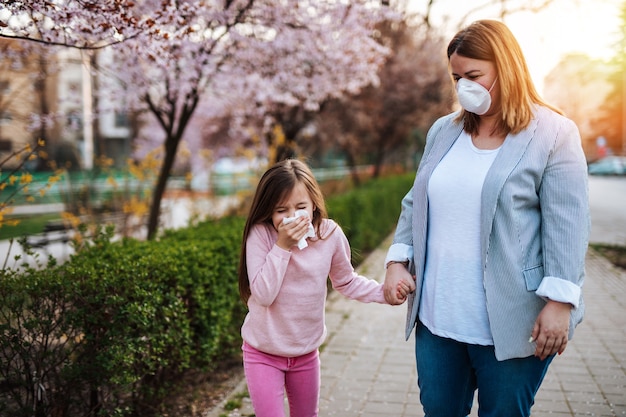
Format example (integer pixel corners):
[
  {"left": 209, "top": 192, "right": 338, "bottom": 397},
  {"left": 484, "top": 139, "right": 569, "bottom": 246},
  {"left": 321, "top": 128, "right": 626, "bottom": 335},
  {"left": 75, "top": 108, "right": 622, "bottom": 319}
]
[
  {"left": 344, "top": 151, "right": 361, "bottom": 187},
  {"left": 146, "top": 135, "right": 180, "bottom": 240}
]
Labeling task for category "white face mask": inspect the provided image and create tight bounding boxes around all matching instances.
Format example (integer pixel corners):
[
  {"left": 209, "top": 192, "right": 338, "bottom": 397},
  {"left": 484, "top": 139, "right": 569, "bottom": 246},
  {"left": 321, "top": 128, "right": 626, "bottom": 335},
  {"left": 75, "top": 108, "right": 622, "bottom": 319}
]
[{"left": 456, "top": 77, "right": 497, "bottom": 115}]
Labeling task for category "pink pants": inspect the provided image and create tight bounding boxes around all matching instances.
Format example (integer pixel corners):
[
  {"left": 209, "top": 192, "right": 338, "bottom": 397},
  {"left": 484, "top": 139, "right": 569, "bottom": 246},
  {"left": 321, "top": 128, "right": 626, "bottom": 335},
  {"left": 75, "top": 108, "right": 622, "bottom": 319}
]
[{"left": 242, "top": 342, "right": 320, "bottom": 417}]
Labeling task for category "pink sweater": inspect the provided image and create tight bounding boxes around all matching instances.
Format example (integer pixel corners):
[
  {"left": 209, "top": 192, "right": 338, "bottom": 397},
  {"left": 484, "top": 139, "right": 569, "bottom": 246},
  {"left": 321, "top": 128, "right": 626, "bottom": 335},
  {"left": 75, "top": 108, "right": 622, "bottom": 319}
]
[{"left": 241, "top": 219, "right": 387, "bottom": 357}]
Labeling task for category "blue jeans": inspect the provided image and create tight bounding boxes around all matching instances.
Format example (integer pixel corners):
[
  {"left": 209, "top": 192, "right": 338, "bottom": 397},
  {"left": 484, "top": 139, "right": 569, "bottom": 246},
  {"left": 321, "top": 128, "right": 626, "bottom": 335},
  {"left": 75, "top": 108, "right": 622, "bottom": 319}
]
[{"left": 414, "top": 322, "right": 554, "bottom": 417}]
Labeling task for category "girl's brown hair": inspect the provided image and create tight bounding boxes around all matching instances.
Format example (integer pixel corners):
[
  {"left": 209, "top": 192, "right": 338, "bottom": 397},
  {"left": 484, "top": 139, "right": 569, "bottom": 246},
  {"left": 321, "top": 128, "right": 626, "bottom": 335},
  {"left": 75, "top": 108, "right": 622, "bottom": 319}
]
[
  {"left": 238, "top": 159, "right": 328, "bottom": 303},
  {"left": 447, "top": 19, "right": 562, "bottom": 135}
]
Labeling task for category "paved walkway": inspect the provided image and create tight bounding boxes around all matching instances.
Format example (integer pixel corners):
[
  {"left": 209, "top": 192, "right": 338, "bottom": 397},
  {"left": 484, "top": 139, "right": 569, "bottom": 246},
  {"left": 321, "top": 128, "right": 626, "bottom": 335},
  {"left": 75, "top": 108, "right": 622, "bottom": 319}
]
[{"left": 207, "top": 236, "right": 626, "bottom": 417}]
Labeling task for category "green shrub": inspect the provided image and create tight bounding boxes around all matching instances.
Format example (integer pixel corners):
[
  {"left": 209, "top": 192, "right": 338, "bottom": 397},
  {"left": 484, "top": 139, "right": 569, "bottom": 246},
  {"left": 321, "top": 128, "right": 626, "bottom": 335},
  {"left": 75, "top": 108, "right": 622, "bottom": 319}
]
[
  {"left": 159, "top": 216, "right": 247, "bottom": 367},
  {"left": 0, "top": 218, "right": 247, "bottom": 416},
  {"left": 0, "top": 261, "right": 85, "bottom": 417},
  {"left": 327, "top": 173, "right": 413, "bottom": 264},
  {"left": 60, "top": 237, "right": 196, "bottom": 413}
]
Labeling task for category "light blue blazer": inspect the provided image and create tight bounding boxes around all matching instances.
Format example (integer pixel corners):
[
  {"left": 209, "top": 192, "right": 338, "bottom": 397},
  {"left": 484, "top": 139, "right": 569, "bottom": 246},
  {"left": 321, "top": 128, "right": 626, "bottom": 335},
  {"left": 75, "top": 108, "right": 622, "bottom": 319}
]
[{"left": 393, "top": 105, "right": 590, "bottom": 360}]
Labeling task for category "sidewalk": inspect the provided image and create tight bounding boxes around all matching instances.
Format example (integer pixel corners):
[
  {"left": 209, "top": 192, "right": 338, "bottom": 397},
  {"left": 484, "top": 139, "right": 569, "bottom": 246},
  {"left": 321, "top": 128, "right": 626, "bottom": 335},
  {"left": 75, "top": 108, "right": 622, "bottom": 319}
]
[{"left": 207, "top": 235, "right": 626, "bottom": 417}]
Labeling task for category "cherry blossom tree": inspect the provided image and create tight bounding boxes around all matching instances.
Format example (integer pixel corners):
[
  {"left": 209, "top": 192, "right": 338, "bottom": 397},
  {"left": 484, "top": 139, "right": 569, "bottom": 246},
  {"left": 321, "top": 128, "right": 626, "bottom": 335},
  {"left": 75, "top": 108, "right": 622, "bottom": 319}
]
[
  {"left": 313, "top": 19, "right": 453, "bottom": 181},
  {"left": 115, "top": 1, "right": 396, "bottom": 239},
  {"left": 1, "top": 1, "right": 395, "bottom": 240}
]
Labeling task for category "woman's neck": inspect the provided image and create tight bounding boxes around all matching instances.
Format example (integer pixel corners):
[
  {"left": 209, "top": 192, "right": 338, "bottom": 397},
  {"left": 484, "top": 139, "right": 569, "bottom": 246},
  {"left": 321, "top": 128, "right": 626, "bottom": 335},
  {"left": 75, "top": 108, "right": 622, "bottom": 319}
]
[{"left": 472, "top": 117, "right": 506, "bottom": 150}]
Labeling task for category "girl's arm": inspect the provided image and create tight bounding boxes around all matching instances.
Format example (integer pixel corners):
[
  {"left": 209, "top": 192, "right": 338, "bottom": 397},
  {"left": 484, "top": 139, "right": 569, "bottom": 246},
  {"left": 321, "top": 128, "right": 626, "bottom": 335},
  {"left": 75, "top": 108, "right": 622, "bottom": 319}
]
[
  {"left": 246, "top": 224, "right": 291, "bottom": 307},
  {"left": 328, "top": 224, "right": 388, "bottom": 304}
]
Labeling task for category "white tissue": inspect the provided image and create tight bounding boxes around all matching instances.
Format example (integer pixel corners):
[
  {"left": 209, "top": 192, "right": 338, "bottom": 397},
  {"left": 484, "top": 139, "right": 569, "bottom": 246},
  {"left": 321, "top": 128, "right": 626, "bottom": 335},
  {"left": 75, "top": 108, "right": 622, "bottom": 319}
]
[{"left": 282, "top": 209, "right": 315, "bottom": 249}]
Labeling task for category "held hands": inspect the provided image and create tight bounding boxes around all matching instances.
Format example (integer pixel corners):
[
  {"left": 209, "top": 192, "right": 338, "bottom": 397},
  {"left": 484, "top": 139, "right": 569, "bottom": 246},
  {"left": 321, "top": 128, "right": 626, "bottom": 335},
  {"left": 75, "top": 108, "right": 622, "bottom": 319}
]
[
  {"left": 395, "top": 277, "right": 415, "bottom": 303},
  {"left": 530, "top": 300, "right": 572, "bottom": 360},
  {"left": 384, "top": 263, "right": 416, "bottom": 305}
]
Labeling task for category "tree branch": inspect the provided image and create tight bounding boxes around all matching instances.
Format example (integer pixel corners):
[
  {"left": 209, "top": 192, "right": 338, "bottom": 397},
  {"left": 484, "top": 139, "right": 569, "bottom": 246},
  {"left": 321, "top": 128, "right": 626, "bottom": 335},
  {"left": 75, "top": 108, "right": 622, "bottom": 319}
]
[{"left": 0, "top": 31, "right": 144, "bottom": 51}]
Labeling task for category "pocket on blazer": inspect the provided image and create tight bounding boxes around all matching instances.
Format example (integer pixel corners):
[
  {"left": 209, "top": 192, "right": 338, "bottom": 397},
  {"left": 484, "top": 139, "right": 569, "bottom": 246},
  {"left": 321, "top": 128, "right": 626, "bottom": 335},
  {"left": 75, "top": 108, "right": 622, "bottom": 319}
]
[{"left": 523, "top": 265, "right": 544, "bottom": 291}]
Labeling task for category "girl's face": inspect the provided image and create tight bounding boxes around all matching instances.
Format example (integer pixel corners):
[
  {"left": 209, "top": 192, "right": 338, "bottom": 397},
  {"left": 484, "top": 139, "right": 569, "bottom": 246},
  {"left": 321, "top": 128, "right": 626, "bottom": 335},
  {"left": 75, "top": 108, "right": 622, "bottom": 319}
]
[{"left": 271, "top": 182, "right": 315, "bottom": 230}]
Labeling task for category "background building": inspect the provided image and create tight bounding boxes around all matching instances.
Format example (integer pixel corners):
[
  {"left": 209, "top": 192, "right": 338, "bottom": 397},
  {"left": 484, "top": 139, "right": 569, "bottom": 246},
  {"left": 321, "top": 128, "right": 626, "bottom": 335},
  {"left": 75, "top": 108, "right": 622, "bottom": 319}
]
[{"left": 0, "top": 39, "right": 132, "bottom": 172}]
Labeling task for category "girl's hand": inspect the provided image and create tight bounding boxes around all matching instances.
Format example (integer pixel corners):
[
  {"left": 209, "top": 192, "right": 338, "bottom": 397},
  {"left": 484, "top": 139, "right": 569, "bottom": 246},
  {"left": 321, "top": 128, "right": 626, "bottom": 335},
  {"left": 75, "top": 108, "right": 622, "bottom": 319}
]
[
  {"left": 395, "top": 277, "right": 416, "bottom": 303},
  {"left": 276, "top": 215, "right": 310, "bottom": 250}
]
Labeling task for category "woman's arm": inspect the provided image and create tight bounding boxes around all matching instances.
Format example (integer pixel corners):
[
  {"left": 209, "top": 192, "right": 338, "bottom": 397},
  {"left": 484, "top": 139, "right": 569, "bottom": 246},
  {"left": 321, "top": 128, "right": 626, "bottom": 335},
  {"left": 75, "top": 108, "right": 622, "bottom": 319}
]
[
  {"left": 536, "top": 116, "right": 589, "bottom": 306},
  {"left": 383, "top": 188, "right": 416, "bottom": 304},
  {"left": 533, "top": 115, "right": 590, "bottom": 359}
]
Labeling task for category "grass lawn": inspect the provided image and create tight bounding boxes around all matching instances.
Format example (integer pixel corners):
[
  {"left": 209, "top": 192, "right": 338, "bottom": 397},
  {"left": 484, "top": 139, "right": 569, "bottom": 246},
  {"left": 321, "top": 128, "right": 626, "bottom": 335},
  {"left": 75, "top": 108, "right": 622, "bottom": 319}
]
[
  {"left": 591, "top": 243, "right": 626, "bottom": 271},
  {"left": 0, "top": 213, "right": 62, "bottom": 241}
]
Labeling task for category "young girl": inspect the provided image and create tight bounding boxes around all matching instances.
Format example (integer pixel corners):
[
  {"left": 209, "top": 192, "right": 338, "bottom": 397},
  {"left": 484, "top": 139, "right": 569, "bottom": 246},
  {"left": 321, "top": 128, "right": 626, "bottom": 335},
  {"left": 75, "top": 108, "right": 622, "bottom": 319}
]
[{"left": 238, "top": 159, "right": 411, "bottom": 417}]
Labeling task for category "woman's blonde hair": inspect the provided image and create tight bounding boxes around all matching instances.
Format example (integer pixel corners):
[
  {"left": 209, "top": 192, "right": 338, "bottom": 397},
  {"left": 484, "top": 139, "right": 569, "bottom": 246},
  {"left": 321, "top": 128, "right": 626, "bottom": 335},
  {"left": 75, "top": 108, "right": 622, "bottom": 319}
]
[
  {"left": 237, "top": 159, "right": 328, "bottom": 303},
  {"left": 447, "top": 19, "right": 562, "bottom": 135}
]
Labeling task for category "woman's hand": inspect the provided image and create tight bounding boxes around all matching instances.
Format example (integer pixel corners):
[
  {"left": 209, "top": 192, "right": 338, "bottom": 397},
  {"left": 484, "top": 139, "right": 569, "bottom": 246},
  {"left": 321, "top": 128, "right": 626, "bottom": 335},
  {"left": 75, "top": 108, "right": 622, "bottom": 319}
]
[
  {"left": 384, "top": 263, "right": 415, "bottom": 305},
  {"left": 530, "top": 300, "right": 572, "bottom": 360}
]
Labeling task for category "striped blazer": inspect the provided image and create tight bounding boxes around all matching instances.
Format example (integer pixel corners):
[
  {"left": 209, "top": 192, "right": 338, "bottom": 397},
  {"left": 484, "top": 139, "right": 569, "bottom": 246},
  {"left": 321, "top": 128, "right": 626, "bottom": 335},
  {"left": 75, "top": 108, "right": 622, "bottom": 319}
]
[{"left": 393, "top": 105, "right": 590, "bottom": 360}]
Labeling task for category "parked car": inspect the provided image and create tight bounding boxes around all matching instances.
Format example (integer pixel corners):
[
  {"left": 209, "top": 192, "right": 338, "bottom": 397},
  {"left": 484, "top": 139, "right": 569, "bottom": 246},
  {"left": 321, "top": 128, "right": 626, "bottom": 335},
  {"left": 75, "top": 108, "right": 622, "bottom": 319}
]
[{"left": 587, "top": 156, "right": 626, "bottom": 176}]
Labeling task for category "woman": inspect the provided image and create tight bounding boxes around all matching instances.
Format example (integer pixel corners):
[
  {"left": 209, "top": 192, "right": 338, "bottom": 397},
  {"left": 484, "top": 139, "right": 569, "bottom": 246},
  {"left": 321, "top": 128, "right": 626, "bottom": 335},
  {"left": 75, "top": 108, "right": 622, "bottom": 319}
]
[{"left": 383, "top": 20, "right": 590, "bottom": 416}]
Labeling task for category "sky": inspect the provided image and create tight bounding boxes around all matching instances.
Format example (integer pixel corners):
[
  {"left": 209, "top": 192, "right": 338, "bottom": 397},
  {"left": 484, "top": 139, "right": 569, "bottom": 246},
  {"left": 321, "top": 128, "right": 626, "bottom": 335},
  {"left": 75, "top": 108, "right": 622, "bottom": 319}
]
[{"left": 409, "top": 0, "right": 623, "bottom": 93}]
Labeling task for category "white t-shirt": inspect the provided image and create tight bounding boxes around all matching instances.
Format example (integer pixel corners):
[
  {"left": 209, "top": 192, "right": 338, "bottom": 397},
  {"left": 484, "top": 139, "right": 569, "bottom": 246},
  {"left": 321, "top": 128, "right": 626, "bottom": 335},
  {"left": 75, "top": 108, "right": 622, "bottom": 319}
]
[{"left": 419, "top": 131, "right": 500, "bottom": 345}]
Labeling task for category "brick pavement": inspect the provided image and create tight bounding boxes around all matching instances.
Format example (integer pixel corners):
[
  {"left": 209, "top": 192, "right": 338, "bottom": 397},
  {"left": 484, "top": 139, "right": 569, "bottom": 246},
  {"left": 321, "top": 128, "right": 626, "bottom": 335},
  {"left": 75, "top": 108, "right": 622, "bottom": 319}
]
[{"left": 207, "top": 238, "right": 626, "bottom": 417}]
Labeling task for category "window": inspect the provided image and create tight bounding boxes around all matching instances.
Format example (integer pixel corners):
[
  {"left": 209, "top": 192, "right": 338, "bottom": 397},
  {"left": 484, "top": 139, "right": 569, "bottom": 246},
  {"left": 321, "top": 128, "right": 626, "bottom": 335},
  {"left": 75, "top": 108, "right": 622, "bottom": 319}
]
[
  {"left": 0, "top": 80, "right": 9, "bottom": 95},
  {"left": 114, "top": 110, "right": 129, "bottom": 128},
  {"left": 67, "top": 110, "right": 82, "bottom": 130},
  {"left": 0, "top": 111, "right": 12, "bottom": 125},
  {"left": 0, "top": 139, "right": 11, "bottom": 152}
]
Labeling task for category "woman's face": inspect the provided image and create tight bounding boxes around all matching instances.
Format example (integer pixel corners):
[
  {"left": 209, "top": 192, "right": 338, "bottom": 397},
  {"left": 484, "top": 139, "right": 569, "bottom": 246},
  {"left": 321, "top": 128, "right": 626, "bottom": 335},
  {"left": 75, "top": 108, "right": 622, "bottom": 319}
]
[
  {"left": 449, "top": 52, "right": 500, "bottom": 115},
  {"left": 271, "top": 182, "right": 315, "bottom": 230}
]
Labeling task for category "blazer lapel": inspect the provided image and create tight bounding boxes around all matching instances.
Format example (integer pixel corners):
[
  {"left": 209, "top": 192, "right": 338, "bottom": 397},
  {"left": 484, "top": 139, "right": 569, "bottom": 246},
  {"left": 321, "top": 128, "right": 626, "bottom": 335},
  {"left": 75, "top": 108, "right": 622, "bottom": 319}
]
[
  {"left": 423, "top": 122, "right": 464, "bottom": 172},
  {"left": 480, "top": 116, "right": 539, "bottom": 262}
]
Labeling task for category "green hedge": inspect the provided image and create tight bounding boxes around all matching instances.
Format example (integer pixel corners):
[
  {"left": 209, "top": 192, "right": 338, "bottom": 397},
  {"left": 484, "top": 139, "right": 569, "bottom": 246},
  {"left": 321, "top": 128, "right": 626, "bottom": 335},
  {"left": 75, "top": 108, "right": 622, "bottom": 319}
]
[
  {"left": 0, "top": 173, "right": 414, "bottom": 417},
  {"left": 327, "top": 173, "right": 413, "bottom": 264}
]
